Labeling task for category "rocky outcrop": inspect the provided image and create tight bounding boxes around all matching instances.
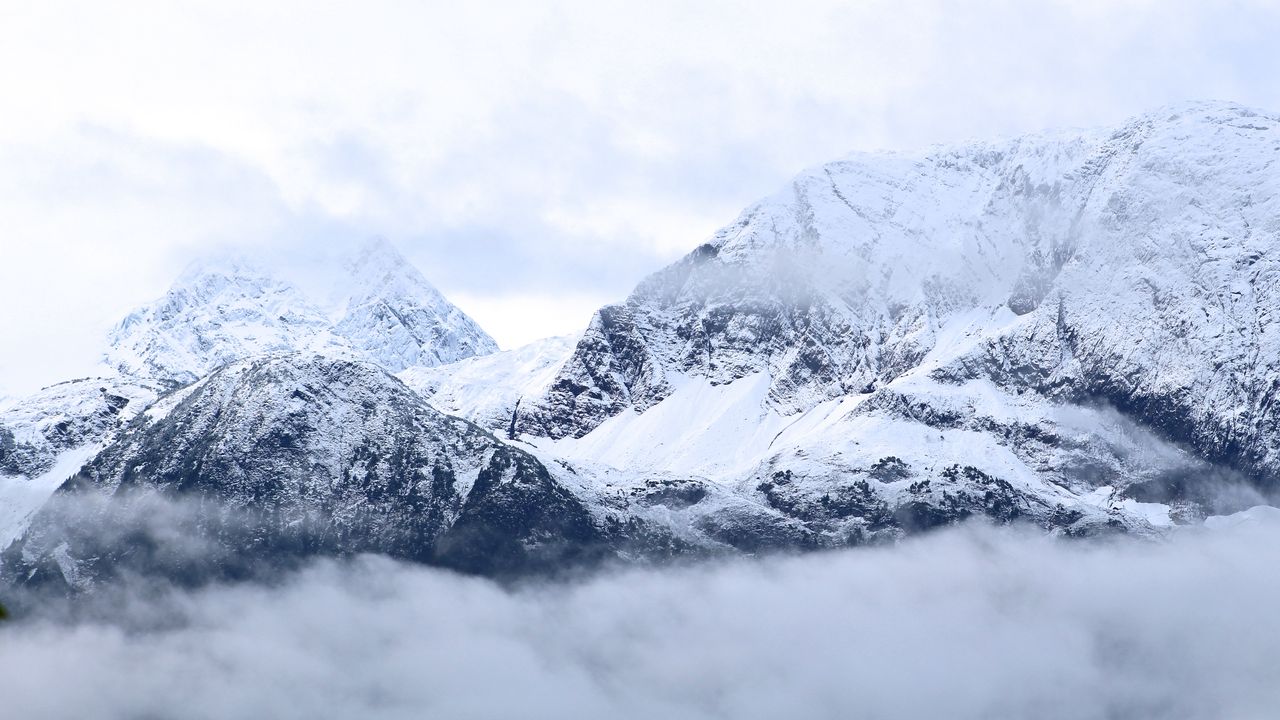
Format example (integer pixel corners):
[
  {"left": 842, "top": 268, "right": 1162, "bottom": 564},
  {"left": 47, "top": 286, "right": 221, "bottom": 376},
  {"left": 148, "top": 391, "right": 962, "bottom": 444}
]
[{"left": 3, "top": 354, "right": 606, "bottom": 591}]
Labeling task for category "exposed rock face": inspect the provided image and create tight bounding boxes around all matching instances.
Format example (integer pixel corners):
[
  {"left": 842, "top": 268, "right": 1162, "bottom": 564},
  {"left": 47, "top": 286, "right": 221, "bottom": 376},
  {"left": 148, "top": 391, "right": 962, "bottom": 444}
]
[{"left": 3, "top": 354, "right": 605, "bottom": 591}]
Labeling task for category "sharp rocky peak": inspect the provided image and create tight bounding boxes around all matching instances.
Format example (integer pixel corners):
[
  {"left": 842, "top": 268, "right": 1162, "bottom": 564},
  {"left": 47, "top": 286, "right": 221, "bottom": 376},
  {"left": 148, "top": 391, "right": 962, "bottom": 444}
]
[
  {"left": 103, "top": 239, "right": 498, "bottom": 385},
  {"left": 333, "top": 238, "right": 500, "bottom": 372},
  {"left": 105, "top": 257, "right": 341, "bottom": 386},
  {"left": 344, "top": 237, "right": 438, "bottom": 299}
]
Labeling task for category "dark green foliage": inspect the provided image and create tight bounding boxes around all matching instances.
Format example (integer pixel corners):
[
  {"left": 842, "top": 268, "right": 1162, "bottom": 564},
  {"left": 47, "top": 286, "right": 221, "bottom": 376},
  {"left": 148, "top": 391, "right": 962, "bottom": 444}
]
[
  {"left": 634, "top": 478, "right": 708, "bottom": 508},
  {"left": 869, "top": 456, "right": 911, "bottom": 482},
  {"left": 757, "top": 470, "right": 892, "bottom": 527},
  {"left": 894, "top": 465, "right": 1036, "bottom": 531}
]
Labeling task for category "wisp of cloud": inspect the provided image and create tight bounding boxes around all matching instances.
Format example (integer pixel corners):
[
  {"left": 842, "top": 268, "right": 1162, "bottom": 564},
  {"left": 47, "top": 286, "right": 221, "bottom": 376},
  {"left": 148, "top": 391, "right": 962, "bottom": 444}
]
[{"left": 3, "top": 516, "right": 1280, "bottom": 720}]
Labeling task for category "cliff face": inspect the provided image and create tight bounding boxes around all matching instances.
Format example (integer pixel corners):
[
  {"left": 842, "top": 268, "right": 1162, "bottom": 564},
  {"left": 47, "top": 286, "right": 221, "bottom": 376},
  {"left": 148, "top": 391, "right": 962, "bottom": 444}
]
[
  {"left": 527, "top": 103, "right": 1280, "bottom": 468},
  {"left": 491, "top": 102, "right": 1280, "bottom": 545},
  {"left": 3, "top": 354, "right": 604, "bottom": 591}
]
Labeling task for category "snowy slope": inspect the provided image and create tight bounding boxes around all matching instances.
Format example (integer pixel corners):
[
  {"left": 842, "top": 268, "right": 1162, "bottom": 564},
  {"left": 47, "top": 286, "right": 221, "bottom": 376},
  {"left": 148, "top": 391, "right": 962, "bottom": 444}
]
[
  {"left": 534, "top": 372, "right": 794, "bottom": 479},
  {"left": 399, "top": 334, "right": 576, "bottom": 433},
  {"left": 0, "top": 444, "right": 101, "bottom": 550}
]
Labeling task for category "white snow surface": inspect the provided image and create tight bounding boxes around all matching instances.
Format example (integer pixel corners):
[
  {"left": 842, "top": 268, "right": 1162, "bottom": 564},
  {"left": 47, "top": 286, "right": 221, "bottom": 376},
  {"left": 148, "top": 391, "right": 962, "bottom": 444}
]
[
  {"left": 334, "top": 238, "right": 499, "bottom": 372},
  {"left": 104, "top": 239, "right": 497, "bottom": 384},
  {"left": 398, "top": 334, "right": 576, "bottom": 431},
  {"left": 1203, "top": 505, "right": 1280, "bottom": 530},
  {"left": 534, "top": 372, "right": 795, "bottom": 479}
]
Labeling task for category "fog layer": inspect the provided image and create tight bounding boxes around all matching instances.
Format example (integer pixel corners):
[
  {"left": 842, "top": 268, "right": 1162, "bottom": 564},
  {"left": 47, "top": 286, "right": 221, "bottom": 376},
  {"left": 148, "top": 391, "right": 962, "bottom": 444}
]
[{"left": 4, "top": 517, "right": 1280, "bottom": 720}]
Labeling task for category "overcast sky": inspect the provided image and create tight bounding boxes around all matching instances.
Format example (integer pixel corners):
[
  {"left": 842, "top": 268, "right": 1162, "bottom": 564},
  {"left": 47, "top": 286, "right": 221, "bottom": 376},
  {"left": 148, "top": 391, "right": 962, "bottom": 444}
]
[{"left": 2, "top": 0, "right": 1279, "bottom": 395}]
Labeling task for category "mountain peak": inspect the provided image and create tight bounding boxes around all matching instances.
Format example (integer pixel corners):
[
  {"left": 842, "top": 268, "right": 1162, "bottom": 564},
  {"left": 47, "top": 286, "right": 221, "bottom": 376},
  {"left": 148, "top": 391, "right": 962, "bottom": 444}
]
[
  {"left": 334, "top": 238, "right": 499, "bottom": 371},
  {"left": 105, "top": 259, "right": 343, "bottom": 385},
  {"left": 344, "top": 236, "right": 444, "bottom": 305},
  {"left": 172, "top": 252, "right": 271, "bottom": 286},
  {"left": 105, "top": 239, "right": 499, "bottom": 383},
  {"left": 348, "top": 235, "right": 405, "bottom": 269},
  {"left": 1137, "top": 98, "right": 1268, "bottom": 122}
]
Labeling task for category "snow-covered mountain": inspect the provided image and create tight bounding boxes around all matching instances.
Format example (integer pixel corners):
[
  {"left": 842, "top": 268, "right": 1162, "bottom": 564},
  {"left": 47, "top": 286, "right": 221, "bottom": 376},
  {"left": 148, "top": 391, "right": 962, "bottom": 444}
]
[
  {"left": 4, "top": 354, "right": 608, "bottom": 590},
  {"left": 103, "top": 239, "right": 498, "bottom": 385},
  {"left": 3, "top": 239, "right": 502, "bottom": 562},
  {"left": 334, "top": 238, "right": 500, "bottom": 372},
  {"left": 501, "top": 100, "right": 1280, "bottom": 541},
  {"left": 8, "top": 101, "right": 1280, "bottom": 589},
  {"left": 104, "top": 257, "right": 345, "bottom": 385},
  {"left": 525, "top": 102, "right": 1280, "bottom": 445}
]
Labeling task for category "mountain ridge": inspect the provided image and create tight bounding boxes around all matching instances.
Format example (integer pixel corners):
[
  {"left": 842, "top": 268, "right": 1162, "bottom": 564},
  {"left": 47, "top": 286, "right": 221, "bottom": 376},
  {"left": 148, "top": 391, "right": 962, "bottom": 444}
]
[{"left": 7, "top": 100, "right": 1280, "bottom": 589}]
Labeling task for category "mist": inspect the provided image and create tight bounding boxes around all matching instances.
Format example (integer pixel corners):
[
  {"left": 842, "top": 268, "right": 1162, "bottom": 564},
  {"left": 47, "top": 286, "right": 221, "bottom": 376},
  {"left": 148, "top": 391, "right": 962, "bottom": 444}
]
[{"left": 3, "top": 517, "right": 1279, "bottom": 720}]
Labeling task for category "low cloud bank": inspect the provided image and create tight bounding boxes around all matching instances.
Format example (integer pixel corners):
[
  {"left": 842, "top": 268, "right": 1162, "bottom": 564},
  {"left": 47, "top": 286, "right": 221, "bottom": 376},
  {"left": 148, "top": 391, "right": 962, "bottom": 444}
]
[{"left": 4, "top": 516, "right": 1280, "bottom": 720}]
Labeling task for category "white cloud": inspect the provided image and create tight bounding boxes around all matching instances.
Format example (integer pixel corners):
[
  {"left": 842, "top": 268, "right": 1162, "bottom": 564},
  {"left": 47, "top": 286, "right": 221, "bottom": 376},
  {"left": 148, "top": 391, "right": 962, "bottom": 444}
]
[
  {"left": 4, "top": 520, "right": 1280, "bottom": 718},
  {"left": 2, "top": 0, "right": 1279, "bottom": 393},
  {"left": 447, "top": 290, "right": 607, "bottom": 351}
]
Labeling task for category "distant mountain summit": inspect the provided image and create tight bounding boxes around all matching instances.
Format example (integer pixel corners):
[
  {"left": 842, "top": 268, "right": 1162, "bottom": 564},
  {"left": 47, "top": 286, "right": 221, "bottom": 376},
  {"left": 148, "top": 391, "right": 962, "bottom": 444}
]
[
  {"left": 334, "top": 238, "right": 499, "bottom": 372},
  {"left": 1, "top": 239, "right": 502, "bottom": 557},
  {"left": 104, "top": 256, "right": 343, "bottom": 385},
  {"left": 102, "top": 239, "right": 498, "bottom": 384}
]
